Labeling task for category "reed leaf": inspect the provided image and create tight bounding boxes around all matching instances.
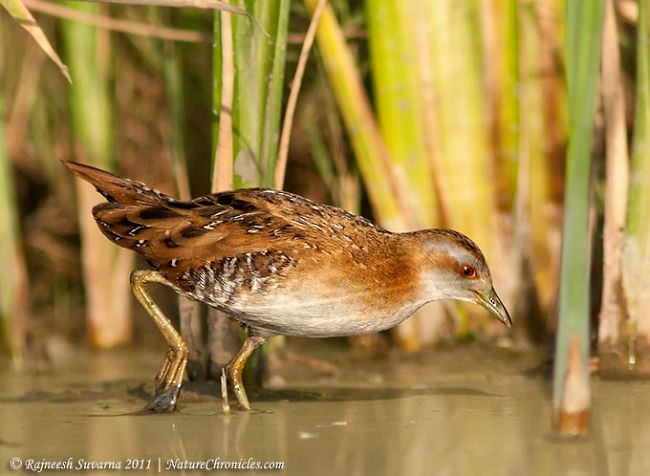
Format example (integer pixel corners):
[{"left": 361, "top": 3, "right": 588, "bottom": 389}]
[
  {"left": 74, "top": 0, "right": 251, "bottom": 15},
  {"left": 0, "top": 0, "right": 71, "bottom": 82}
]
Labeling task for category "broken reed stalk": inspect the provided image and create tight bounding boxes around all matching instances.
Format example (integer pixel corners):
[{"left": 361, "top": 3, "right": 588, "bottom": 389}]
[
  {"left": 220, "top": 368, "right": 230, "bottom": 413},
  {"left": 552, "top": 0, "right": 605, "bottom": 435}
]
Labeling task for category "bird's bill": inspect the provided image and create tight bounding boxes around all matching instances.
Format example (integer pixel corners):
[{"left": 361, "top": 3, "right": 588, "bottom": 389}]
[{"left": 474, "top": 288, "right": 512, "bottom": 327}]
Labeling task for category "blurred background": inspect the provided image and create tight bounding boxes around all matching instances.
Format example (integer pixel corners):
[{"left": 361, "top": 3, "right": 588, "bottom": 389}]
[{"left": 0, "top": 0, "right": 648, "bottom": 432}]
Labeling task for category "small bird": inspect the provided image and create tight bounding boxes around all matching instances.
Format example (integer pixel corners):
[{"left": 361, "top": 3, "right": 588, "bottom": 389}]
[{"left": 64, "top": 161, "right": 511, "bottom": 412}]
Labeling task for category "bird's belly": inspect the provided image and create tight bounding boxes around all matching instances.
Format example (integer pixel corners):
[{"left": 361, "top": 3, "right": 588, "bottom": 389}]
[
  {"left": 179, "top": 271, "right": 422, "bottom": 337},
  {"left": 216, "top": 292, "right": 422, "bottom": 337}
]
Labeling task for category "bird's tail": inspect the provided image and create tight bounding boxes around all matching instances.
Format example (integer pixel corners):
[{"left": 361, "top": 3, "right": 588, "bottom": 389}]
[
  {"left": 62, "top": 160, "right": 171, "bottom": 206},
  {"left": 62, "top": 160, "right": 189, "bottom": 260}
]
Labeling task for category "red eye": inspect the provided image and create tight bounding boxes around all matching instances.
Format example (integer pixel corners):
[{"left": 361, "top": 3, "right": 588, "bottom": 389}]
[{"left": 460, "top": 264, "right": 476, "bottom": 278}]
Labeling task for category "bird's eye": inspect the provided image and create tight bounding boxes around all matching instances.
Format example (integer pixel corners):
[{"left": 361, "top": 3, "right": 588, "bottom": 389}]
[{"left": 460, "top": 264, "right": 476, "bottom": 279}]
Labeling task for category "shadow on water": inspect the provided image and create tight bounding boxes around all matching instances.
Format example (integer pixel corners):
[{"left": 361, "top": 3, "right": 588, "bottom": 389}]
[{"left": 250, "top": 385, "right": 500, "bottom": 403}]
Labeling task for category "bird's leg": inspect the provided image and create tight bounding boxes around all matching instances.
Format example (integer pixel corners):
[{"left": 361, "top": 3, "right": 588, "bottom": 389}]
[
  {"left": 130, "top": 269, "right": 188, "bottom": 413},
  {"left": 225, "top": 333, "right": 269, "bottom": 410}
]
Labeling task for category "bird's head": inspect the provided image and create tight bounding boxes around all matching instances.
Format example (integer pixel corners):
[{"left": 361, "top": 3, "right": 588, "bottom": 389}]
[{"left": 413, "top": 229, "right": 511, "bottom": 327}]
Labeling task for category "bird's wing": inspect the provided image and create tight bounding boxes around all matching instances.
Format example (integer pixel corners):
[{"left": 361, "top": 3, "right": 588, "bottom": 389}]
[{"left": 92, "top": 189, "right": 336, "bottom": 279}]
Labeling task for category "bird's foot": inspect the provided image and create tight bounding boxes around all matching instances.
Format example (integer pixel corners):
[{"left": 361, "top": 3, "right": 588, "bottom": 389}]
[
  {"left": 225, "top": 372, "right": 252, "bottom": 411},
  {"left": 144, "top": 383, "right": 182, "bottom": 413},
  {"left": 147, "top": 345, "right": 188, "bottom": 413}
]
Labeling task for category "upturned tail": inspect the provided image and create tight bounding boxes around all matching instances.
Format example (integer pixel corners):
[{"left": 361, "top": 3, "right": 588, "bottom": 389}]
[
  {"left": 62, "top": 160, "right": 190, "bottom": 261},
  {"left": 62, "top": 160, "right": 171, "bottom": 206}
]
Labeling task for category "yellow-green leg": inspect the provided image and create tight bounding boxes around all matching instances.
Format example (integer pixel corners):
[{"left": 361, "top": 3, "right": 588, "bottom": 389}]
[
  {"left": 226, "top": 334, "right": 269, "bottom": 410},
  {"left": 131, "top": 269, "right": 188, "bottom": 412}
]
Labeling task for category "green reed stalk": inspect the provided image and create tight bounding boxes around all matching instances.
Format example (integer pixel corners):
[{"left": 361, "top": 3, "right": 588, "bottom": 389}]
[
  {"left": 365, "top": 0, "right": 438, "bottom": 228},
  {"left": 230, "top": 0, "right": 289, "bottom": 187},
  {"left": 157, "top": 19, "right": 192, "bottom": 199},
  {"left": 552, "top": 0, "right": 604, "bottom": 435},
  {"left": 365, "top": 0, "right": 454, "bottom": 347},
  {"left": 208, "top": 1, "right": 290, "bottom": 377},
  {"left": 62, "top": 3, "right": 133, "bottom": 348}
]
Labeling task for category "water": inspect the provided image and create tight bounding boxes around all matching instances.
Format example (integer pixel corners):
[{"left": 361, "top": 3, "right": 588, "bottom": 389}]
[{"left": 1, "top": 344, "right": 649, "bottom": 475}]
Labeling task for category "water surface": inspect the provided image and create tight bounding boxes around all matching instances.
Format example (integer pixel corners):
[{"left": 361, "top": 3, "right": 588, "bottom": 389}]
[{"left": 1, "top": 344, "right": 648, "bottom": 475}]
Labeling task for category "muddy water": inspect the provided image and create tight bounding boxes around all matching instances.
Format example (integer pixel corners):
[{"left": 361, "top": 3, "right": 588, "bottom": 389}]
[{"left": 1, "top": 344, "right": 649, "bottom": 475}]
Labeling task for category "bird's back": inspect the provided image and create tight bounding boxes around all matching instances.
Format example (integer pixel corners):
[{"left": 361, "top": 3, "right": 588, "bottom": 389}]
[{"left": 63, "top": 160, "right": 391, "bottom": 286}]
